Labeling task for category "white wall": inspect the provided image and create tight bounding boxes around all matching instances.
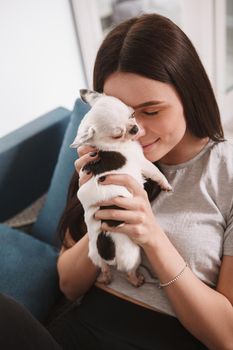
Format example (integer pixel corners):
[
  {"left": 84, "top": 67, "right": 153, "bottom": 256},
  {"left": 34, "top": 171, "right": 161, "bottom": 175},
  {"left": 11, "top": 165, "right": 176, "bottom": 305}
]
[
  {"left": 72, "top": 0, "right": 233, "bottom": 127},
  {"left": 0, "top": 0, "right": 86, "bottom": 138}
]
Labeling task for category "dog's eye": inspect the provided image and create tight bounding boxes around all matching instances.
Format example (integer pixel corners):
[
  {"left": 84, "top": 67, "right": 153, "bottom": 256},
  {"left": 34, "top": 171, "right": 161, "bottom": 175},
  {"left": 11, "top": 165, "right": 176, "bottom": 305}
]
[
  {"left": 112, "top": 127, "right": 124, "bottom": 139},
  {"left": 112, "top": 134, "right": 122, "bottom": 139},
  {"left": 129, "top": 112, "right": 135, "bottom": 119}
]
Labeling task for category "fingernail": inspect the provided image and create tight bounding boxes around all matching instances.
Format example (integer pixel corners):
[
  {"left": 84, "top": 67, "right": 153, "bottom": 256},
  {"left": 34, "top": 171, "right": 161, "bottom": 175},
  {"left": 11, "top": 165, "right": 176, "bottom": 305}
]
[
  {"left": 90, "top": 152, "right": 98, "bottom": 157},
  {"left": 98, "top": 176, "right": 106, "bottom": 182}
]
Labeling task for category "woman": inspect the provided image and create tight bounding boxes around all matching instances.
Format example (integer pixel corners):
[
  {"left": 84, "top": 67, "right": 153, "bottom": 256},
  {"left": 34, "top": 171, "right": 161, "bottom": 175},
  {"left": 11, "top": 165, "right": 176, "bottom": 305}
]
[
  {"left": 52, "top": 12, "right": 233, "bottom": 349},
  {"left": 1, "top": 13, "right": 233, "bottom": 350}
]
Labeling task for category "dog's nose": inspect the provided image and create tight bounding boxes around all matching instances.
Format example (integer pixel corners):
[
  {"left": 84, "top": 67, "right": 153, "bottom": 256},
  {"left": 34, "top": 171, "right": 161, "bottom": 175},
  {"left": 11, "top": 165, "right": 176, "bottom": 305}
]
[{"left": 129, "top": 125, "right": 139, "bottom": 135}]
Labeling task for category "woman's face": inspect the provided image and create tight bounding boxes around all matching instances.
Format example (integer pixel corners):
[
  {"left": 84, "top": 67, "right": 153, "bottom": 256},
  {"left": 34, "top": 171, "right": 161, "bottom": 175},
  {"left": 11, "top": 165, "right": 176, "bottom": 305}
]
[{"left": 104, "top": 72, "right": 191, "bottom": 164}]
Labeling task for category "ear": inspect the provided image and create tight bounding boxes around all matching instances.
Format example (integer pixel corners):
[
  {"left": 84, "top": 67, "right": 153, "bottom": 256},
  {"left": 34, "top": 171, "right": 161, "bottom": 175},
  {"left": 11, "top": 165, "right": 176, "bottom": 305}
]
[
  {"left": 79, "top": 89, "right": 104, "bottom": 106},
  {"left": 70, "top": 126, "right": 96, "bottom": 148}
]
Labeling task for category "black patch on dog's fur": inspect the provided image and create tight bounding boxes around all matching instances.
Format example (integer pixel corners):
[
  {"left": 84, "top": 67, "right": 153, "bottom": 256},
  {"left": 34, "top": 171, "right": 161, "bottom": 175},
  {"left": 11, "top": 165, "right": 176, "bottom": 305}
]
[
  {"left": 144, "top": 176, "right": 162, "bottom": 201},
  {"left": 100, "top": 205, "right": 125, "bottom": 227},
  {"left": 97, "top": 232, "right": 115, "bottom": 260},
  {"left": 83, "top": 151, "right": 126, "bottom": 175}
]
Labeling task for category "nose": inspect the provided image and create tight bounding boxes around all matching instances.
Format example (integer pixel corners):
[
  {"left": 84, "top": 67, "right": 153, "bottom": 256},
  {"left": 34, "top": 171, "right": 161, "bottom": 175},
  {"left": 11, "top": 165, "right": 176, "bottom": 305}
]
[{"left": 129, "top": 125, "right": 139, "bottom": 135}]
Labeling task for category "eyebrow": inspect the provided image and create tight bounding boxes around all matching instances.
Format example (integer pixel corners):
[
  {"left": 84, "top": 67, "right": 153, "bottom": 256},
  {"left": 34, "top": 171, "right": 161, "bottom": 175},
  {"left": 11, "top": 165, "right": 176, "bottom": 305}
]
[{"left": 132, "top": 100, "right": 164, "bottom": 109}]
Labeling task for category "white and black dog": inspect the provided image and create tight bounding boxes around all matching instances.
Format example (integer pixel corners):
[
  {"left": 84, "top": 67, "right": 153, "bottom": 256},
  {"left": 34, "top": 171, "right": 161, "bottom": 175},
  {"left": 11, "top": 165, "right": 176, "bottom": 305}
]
[{"left": 70, "top": 89, "right": 172, "bottom": 287}]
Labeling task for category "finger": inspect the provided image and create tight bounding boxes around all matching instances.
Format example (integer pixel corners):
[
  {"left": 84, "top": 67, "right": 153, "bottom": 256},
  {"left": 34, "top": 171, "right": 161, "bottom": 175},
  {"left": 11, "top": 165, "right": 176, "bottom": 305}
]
[
  {"left": 95, "top": 208, "right": 143, "bottom": 225},
  {"left": 96, "top": 196, "right": 141, "bottom": 211},
  {"left": 74, "top": 151, "right": 99, "bottom": 174},
  {"left": 77, "top": 145, "right": 97, "bottom": 157},
  {"left": 98, "top": 174, "right": 147, "bottom": 197},
  {"left": 101, "top": 222, "right": 138, "bottom": 238},
  {"left": 79, "top": 172, "right": 93, "bottom": 187}
]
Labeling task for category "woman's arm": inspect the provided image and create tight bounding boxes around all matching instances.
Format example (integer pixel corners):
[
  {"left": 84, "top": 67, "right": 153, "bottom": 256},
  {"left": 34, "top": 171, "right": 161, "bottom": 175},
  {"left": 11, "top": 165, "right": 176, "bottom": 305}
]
[
  {"left": 57, "top": 231, "right": 99, "bottom": 300},
  {"left": 95, "top": 174, "right": 233, "bottom": 350},
  {"left": 144, "top": 237, "right": 233, "bottom": 350},
  {"left": 57, "top": 146, "right": 100, "bottom": 300}
]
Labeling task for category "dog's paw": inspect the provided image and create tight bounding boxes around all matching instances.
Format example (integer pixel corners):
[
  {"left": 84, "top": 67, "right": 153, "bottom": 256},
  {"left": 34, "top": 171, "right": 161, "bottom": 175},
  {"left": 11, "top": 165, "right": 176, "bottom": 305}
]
[
  {"left": 161, "top": 183, "right": 173, "bottom": 192},
  {"left": 127, "top": 272, "right": 145, "bottom": 287},
  {"left": 97, "top": 270, "right": 112, "bottom": 285},
  {"left": 157, "top": 179, "right": 172, "bottom": 192}
]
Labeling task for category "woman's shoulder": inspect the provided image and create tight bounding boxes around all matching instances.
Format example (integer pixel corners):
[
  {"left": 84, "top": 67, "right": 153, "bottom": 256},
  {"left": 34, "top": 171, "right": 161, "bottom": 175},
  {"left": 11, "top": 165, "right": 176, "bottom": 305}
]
[
  {"left": 213, "top": 139, "right": 233, "bottom": 154},
  {"left": 204, "top": 140, "right": 233, "bottom": 218},
  {"left": 209, "top": 140, "right": 233, "bottom": 185},
  {"left": 211, "top": 140, "right": 233, "bottom": 167}
]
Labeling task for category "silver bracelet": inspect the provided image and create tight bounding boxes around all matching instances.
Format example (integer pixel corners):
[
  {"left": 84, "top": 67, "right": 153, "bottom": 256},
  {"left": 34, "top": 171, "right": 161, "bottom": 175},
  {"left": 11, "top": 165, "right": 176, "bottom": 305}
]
[{"left": 159, "top": 262, "right": 188, "bottom": 288}]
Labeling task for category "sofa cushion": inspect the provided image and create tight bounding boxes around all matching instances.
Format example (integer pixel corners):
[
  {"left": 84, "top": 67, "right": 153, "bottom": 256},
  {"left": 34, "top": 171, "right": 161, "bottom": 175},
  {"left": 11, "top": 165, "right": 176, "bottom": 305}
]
[
  {"left": 32, "top": 99, "right": 90, "bottom": 246},
  {"left": 0, "top": 224, "right": 60, "bottom": 321}
]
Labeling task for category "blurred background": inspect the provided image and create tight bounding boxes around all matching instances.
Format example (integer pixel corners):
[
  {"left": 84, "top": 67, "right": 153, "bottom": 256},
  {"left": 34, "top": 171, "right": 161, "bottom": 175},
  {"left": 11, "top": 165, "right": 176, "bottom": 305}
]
[{"left": 0, "top": 0, "right": 233, "bottom": 139}]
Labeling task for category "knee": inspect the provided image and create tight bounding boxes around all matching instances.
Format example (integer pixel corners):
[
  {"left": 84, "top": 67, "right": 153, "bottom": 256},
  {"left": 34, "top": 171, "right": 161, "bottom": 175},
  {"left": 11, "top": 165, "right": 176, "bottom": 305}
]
[{"left": 0, "top": 293, "right": 31, "bottom": 327}]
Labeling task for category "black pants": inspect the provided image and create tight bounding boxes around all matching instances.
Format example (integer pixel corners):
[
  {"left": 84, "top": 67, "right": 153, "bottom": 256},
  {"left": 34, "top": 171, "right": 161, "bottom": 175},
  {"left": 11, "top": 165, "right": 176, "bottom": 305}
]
[
  {"left": 0, "top": 293, "right": 61, "bottom": 350},
  {"left": 0, "top": 288, "right": 207, "bottom": 350}
]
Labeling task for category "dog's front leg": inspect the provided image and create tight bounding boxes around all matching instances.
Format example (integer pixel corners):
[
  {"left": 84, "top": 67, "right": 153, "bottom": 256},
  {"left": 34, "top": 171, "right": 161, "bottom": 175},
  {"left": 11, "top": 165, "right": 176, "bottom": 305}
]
[
  {"left": 142, "top": 160, "right": 172, "bottom": 191},
  {"left": 127, "top": 269, "right": 145, "bottom": 287},
  {"left": 97, "top": 261, "right": 112, "bottom": 285}
]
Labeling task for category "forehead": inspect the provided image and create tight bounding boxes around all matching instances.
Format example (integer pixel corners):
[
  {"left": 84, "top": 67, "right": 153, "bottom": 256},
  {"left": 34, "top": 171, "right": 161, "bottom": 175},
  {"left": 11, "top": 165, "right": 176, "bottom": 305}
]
[{"left": 103, "top": 72, "right": 179, "bottom": 107}]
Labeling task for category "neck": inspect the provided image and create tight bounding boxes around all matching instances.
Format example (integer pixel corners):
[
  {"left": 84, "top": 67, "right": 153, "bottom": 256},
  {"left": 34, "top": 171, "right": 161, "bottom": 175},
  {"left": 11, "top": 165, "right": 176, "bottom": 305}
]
[{"left": 159, "top": 134, "right": 210, "bottom": 165}]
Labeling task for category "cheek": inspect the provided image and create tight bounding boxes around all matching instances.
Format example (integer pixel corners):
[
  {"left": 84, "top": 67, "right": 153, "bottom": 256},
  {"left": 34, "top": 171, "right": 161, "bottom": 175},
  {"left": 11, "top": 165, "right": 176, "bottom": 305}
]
[
  {"left": 176, "top": 108, "right": 186, "bottom": 131},
  {"left": 162, "top": 109, "right": 186, "bottom": 139}
]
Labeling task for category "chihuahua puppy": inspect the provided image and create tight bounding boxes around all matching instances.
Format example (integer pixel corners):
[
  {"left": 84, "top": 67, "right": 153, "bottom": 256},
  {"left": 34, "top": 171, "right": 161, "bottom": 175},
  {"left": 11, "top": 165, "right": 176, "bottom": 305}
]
[{"left": 70, "top": 89, "right": 172, "bottom": 287}]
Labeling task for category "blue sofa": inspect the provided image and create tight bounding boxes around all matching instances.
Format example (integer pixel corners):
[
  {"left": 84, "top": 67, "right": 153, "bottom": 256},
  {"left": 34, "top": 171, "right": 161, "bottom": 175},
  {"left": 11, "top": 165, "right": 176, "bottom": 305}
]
[{"left": 0, "top": 99, "right": 90, "bottom": 321}]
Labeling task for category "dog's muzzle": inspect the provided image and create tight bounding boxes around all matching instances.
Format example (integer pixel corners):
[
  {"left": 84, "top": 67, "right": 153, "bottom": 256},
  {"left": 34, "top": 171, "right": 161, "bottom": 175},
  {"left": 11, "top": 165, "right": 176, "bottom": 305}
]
[{"left": 129, "top": 125, "right": 139, "bottom": 135}]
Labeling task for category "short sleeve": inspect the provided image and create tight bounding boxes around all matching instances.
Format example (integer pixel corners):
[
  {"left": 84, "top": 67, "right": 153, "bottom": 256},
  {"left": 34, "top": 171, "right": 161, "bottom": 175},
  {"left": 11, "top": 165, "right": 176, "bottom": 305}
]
[{"left": 223, "top": 203, "right": 233, "bottom": 255}]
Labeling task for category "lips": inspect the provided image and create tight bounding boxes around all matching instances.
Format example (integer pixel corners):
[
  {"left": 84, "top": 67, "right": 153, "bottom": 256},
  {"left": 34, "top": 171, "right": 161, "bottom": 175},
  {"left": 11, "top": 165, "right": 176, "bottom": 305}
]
[{"left": 141, "top": 139, "right": 160, "bottom": 149}]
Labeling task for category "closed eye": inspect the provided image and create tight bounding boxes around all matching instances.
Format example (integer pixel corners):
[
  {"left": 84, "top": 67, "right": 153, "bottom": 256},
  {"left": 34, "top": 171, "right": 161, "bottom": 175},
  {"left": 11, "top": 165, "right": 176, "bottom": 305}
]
[
  {"left": 112, "top": 135, "right": 122, "bottom": 139},
  {"left": 144, "top": 111, "right": 159, "bottom": 116}
]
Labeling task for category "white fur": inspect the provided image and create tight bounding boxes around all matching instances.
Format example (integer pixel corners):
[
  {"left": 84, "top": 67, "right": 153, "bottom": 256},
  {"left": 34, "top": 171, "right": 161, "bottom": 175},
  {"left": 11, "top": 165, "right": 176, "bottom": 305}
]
[{"left": 71, "top": 90, "right": 172, "bottom": 285}]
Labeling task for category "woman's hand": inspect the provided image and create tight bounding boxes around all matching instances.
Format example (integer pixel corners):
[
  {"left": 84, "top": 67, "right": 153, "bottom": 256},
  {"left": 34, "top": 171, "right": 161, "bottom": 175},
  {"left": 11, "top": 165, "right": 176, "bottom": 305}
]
[
  {"left": 94, "top": 174, "right": 163, "bottom": 248},
  {"left": 74, "top": 146, "right": 98, "bottom": 186}
]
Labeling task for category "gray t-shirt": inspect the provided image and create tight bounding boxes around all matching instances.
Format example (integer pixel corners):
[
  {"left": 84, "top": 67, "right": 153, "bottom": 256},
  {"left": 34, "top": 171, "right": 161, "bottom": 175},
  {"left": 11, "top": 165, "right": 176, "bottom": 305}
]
[{"left": 107, "top": 140, "right": 233, "bottom": 317}]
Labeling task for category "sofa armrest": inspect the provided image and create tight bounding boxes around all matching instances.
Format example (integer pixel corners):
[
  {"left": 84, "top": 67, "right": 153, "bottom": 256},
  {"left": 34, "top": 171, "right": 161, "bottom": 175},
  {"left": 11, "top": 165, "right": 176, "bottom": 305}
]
[{"left": 0, "top": 107, "right": 71, "bottom": 221}]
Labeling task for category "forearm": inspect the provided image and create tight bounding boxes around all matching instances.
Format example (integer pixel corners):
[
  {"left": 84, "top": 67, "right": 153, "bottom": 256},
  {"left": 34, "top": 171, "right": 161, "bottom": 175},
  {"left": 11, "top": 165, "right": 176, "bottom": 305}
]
[
  {"left": 57, "top": 234, "right": 99, "bottom": 300},
  {"left": 143, "top": 229, "right": 233, "bottom": 350}
]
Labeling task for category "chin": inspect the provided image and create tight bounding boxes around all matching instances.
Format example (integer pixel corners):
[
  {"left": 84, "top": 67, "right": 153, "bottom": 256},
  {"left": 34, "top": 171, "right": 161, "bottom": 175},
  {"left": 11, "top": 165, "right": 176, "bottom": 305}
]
[{"left": 143, "top": 150, "right": 163, "bottom": 163}]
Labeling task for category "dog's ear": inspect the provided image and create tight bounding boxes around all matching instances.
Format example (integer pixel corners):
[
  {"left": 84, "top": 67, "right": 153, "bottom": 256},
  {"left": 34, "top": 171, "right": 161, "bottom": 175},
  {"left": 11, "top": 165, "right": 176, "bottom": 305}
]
[
  {"left": 70, "top": 126, "right": 96, "bottom": 148},
  {"left": 79, "top": 89, "right": 103, "bottom": 106}
]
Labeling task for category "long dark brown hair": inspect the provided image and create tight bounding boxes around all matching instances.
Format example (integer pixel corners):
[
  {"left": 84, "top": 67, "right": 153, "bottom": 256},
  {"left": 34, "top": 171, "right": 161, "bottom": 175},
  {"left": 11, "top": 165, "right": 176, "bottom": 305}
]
[{"left": 58, "top": 13, "right": 224, "bottom": 246}]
